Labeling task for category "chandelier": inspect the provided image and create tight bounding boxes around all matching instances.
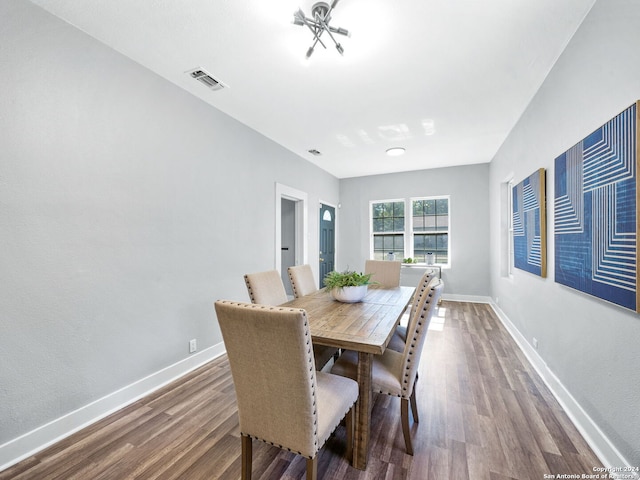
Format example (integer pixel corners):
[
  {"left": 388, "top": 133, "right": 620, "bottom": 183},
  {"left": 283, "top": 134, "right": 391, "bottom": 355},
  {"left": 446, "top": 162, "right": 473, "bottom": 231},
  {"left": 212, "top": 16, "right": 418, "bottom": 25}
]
[{"left": 293, "top": 1, "right": 351, "bottom": 59}]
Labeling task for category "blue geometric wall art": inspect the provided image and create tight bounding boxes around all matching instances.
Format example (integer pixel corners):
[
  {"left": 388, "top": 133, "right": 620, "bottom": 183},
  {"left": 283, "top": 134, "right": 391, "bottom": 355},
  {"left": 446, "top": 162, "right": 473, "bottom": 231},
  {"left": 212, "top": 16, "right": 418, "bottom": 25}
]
[
  {"left": 513, "top": 168, "right": 547, "bottom": 277},
  {"left": 554, "top": 101, "right": 639, "bottom": 312}
]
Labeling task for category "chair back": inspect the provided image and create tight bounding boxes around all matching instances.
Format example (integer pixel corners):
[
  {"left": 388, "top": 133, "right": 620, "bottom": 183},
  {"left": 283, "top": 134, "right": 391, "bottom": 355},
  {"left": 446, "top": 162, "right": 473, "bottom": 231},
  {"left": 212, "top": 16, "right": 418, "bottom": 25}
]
[
  {"left": 406, "top": 270, "right": 435, "bottom": 326},
  {"left": 287, "top": 264, "right": 318, "bottom": 298},
  {"left": 364, "top": 260, "right": 402, "bottom": 288},
  {"left": 400, "top": 277, "right": 443, "bottom": 398},
  {"left": 214, "top": 300, "right": 320, "bottom": 458},
  {"left": 244, "top": 270, "right": 288, "bottom": 305}
]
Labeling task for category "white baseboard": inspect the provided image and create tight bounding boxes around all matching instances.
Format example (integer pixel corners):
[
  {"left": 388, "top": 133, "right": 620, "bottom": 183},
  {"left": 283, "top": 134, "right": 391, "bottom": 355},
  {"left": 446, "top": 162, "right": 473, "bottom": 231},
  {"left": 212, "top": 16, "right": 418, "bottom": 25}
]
[
  {"left": 489, "top": 302, "right": 639, "bottom": 480},
  {"left": 0, "top": 342, "right": 226, "bottom": 472},
  {"left": 442, "top": 293, "right": 493, "bottom": 303}
]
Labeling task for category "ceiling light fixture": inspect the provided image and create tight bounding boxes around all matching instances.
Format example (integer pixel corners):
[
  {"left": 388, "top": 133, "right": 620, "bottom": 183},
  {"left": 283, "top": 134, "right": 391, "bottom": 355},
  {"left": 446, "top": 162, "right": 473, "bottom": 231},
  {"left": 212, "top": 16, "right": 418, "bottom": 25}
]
[
  {"left": 386, "top": 147, "right": 406, "bottom": 156},
  {"left": 293, "top": 1, "right": 350, "bottom": 59}
]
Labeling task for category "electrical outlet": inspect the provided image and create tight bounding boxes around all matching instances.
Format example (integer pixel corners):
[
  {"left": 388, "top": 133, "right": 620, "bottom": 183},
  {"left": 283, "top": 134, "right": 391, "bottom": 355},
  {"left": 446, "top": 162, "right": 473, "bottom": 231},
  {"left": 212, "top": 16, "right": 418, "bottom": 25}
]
[
  {"left": 532, "top": 337, "right": 539, "bottom": 349},
  {"left": 189, "top": 339, "right": 197, "bottom": 353}
]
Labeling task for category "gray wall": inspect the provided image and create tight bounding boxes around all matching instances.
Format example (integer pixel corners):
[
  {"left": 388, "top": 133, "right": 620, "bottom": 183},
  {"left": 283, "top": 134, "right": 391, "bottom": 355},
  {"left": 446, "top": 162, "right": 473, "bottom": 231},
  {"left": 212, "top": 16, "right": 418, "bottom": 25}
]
[
  {"left": 489, "top": 0, "right": 640, "bottom": 467},
  {"left": 339, "top": 164, "right": 491, "bottom": 296},
  {"left": 0, "top": 1, "right": 338, "bottom": 447}
]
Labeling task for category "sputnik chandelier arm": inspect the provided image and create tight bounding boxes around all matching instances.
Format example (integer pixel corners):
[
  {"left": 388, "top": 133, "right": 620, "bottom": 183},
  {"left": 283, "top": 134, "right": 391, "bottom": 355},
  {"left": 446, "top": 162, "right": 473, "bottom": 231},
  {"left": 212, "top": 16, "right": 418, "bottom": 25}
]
[{"left": 293, "top": 1, "right": 350, "bottom": 58}]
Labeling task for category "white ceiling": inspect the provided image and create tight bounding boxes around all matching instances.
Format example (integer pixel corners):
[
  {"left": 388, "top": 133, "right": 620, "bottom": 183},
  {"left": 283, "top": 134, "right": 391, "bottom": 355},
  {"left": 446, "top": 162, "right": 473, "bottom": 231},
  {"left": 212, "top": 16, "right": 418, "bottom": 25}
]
[{"left": 29, "top": 0, "right": 596, "bottom": 178}]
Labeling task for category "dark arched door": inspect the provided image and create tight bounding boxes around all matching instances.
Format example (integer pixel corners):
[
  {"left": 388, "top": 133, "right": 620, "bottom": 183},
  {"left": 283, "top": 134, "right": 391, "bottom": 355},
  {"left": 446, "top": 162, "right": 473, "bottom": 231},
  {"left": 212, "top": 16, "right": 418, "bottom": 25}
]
[{"left": 319, "top": 204, "right": 335, "bottom": 287}]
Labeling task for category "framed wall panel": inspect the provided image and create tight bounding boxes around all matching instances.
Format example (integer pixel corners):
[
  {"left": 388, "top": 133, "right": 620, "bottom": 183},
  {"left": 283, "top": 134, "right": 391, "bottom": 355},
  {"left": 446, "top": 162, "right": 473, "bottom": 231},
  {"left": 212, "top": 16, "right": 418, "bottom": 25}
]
[
  {"left": 554, "top": 101, "right": 640, "bottom": 312},
  {"left": 513, "top": 168, "right": 547, "bottom": 277}
]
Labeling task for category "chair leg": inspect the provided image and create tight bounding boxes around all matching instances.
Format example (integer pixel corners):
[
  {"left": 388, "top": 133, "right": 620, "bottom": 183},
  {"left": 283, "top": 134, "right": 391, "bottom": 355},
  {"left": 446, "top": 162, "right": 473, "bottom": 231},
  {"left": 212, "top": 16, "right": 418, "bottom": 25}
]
[
  {"left": 306, "top": 457, "right": 318, "bottom": 480},
  {"left": 241, "top": 434, "right": 252, "bottom": 480},
  {"left": 345, "top": 406, "right": 354, "bottom": 463},
  {"left": 410, "top": 384, "right": 419, "bottom": 423},
  {"left": 401, "top": 398, "right": 414, "bottom": 455}
]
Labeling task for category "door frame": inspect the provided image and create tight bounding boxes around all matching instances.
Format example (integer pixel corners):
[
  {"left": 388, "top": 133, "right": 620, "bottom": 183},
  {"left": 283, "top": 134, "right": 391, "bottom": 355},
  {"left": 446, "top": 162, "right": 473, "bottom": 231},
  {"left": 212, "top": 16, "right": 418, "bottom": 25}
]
[{"left": 275, "top": 183, "right": 308, "bottom": 274}]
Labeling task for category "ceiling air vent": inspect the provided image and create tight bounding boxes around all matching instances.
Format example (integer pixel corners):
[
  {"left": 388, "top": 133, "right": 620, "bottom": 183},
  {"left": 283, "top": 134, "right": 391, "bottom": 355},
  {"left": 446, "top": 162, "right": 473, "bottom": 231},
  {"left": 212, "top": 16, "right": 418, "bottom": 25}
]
[{"left": 187, "top": 68, "right": 226, "bottom": 91}]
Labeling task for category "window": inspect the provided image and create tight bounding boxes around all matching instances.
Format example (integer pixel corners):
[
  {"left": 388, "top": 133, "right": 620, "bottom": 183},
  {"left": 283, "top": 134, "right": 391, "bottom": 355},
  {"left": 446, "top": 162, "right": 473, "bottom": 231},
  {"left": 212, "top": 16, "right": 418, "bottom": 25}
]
[
  {"left": 412, "top": 198, "right": 449, "bottom": 264},
  {"left": 370, "top": 196, "right": 450, "bottom": 265},
  {"left": 371, "top": 200, "right": 405, "bottom": 260},
  {"left": 507, "top": 179, "right": 514, "bottom": 276}
]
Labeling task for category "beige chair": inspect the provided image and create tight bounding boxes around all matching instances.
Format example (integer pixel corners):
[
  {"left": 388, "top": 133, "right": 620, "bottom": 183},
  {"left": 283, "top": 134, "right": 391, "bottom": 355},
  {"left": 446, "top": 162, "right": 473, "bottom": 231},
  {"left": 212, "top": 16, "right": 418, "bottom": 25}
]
[
  {"left": 387, "top": 271, "right": 436, "bottom": 353},
  {"left": 331, "top": 275, "right": 443, "bottom": 455},
  {"left": 287, "top": 264, "right": 318, "bottom": 298},
  {"left": 287, "top": 264, "right": 339, "bottom": 370},
  {"left": 244, "top": 270, "right": 288, "bottom": 305},
  {"left": 364, "top": 259, "right": 402, "bottom": 288},
  {"left": 214, "top": 300, "right": 358, "bottom": 480}
]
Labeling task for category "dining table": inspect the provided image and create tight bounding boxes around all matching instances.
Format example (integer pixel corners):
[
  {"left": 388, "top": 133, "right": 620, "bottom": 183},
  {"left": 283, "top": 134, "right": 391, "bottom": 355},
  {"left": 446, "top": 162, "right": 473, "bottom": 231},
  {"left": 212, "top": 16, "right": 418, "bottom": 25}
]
[{"left": 282, "top": 284, "right": 415, "bottom": 470}]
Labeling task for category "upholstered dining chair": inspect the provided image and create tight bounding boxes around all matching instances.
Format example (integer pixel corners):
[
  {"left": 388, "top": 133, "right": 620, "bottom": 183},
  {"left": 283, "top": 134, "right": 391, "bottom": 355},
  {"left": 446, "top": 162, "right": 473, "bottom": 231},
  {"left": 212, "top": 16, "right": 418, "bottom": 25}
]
[
  {"left": 330, "top": 276, "right": 443, "bottom": 455},
  {"left": 244, "top": 270, "right": 288, "bottom": 305},
  {"left": 214, "top": 300, "right": 359, "bottom": 480},
  {"left": 287, "top": 264, "right": 318, "bottom": 298},
  {"left": 287, "top": 264, "right": 339, "bottom": 370},
  {"left": 364, "top": 259, "right": 402, "bottom": 288},
  {"left": 387, "top": 271, "right": 435, "bottom": 353}
]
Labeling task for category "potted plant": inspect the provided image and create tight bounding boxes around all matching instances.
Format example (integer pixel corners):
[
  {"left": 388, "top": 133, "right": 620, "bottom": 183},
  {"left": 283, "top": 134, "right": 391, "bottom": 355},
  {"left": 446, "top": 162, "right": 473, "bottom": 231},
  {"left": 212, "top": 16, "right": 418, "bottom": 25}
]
[{"left": 323, "top": 269, "right": 374, "bottom": 303}]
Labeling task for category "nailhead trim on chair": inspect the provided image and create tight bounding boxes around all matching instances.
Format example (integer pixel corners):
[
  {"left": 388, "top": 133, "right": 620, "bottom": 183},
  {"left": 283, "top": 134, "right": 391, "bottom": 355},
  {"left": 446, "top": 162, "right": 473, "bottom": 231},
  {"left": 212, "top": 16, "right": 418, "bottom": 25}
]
[
  {"left": 288, "top": 269, "right": 300, "bottom": 298},
  {"left": 243, "top": 275, "right": 256, "bottom": 303}
]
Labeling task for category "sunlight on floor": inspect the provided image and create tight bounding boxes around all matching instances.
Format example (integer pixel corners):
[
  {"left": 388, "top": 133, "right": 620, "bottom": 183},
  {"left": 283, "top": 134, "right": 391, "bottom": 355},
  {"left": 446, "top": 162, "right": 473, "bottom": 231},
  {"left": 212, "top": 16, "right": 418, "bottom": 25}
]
[
  {"left": 398, "top": 305, "right": 447, "bottom": 331},
  {"left": 429, "top": 306, "right": 446, "bottom": 331}
]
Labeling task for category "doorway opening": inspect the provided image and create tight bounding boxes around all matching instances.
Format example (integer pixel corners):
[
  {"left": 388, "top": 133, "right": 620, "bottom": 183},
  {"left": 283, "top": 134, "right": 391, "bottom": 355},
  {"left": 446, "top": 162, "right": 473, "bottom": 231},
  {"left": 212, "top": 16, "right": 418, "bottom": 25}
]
[{"left": 275, "top": 183, "right": 308, "bottom": 296}]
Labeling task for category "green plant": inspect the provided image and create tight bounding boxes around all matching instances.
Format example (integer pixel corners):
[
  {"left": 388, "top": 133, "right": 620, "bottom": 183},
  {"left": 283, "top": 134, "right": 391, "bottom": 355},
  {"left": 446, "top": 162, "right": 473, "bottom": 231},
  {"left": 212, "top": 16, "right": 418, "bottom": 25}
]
[{"left": 323, "top": 269, "right": 373, "bottom": 291}]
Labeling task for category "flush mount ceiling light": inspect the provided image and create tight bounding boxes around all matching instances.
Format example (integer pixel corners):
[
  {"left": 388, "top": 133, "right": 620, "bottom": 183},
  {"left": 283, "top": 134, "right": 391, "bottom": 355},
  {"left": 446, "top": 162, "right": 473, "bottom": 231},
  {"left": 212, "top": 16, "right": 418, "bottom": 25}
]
[
  {"left": 386, "top": 147, "right": 406, "bottom": 156},
  {"left": 293, "top": 1, "right": 350, "bottom": 59}
]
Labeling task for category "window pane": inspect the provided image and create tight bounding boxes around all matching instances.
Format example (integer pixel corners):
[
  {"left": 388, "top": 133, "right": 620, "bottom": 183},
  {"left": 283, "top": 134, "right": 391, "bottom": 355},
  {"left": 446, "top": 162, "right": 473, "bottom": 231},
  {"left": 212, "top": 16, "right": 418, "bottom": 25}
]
[
  {"left": 373, "top": 233, "right": 404, "bottom": 259},
  {"left": 424, "top": 200, "right": 435, "bottom": 215},
  {"left": 372, "top": 203, "right": 384, "bottom": 218},
  {"left": 373, "top": 201, "right": 404, "bottom": 232},
  {"left": 436, "top": 199, "right": 448, "bottom": 215},
  {"left": 425, "top": 216, "right": 436, "bottom": 231},
  {"left": 413, "top": 200, "right": 424, "bottom": 216},
  {"left": 437, "top": 214, "right": 449, "bottom": 230},
  {"left": 413, "top": 216, "right": 424, "bottom": 231}
]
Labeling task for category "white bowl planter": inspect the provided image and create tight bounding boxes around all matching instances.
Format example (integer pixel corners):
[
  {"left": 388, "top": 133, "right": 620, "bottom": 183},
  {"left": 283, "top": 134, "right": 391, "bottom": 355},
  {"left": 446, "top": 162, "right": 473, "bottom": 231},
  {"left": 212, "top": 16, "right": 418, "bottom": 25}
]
[{"left": 331, "top": 285, "right": 368, "bottom": 303}]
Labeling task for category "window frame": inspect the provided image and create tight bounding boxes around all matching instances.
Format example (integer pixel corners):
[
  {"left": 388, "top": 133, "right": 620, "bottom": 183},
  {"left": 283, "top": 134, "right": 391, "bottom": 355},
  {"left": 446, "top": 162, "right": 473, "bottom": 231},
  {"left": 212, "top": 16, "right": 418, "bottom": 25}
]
[
  {"left": 369, "top": 195, "right": 451, "bottom": 267},
  {"left": 369, "top": 198, "right": 407, "bottom": 261},
  {"left": 507, "top": 179, "right": 514, "bottom": 277}
]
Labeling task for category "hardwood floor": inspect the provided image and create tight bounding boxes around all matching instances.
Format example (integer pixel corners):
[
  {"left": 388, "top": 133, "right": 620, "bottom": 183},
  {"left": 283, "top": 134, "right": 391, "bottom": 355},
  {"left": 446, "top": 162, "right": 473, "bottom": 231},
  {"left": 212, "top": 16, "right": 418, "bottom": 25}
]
[{"left": 1, "top": 301, "right": 603, "bottom": 479}]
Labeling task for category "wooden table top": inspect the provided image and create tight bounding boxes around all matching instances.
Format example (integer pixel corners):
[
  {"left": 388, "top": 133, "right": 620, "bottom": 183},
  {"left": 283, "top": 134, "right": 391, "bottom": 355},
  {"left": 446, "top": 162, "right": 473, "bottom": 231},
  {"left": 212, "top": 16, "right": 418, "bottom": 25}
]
[{"left": 282, "top": 285, "right": 415, "bottom": 354}]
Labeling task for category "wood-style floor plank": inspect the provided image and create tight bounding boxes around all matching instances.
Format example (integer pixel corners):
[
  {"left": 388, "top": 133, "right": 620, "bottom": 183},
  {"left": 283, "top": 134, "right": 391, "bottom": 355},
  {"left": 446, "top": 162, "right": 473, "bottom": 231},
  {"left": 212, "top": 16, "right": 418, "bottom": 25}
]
[{"left": 0, "top": 301, "right": 604, "bottom": 479}]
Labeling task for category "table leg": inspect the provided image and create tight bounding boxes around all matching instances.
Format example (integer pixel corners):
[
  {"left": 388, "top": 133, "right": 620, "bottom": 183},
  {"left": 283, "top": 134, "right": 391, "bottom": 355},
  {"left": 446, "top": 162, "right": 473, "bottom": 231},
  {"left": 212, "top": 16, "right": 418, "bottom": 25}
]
[{"left": 353, "top": 351, "right": 372, "bottom": 470}]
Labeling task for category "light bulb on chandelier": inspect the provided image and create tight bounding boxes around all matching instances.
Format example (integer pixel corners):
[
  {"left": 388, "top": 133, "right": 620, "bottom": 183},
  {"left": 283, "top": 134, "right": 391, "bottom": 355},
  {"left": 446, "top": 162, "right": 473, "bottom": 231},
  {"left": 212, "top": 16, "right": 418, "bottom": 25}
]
[{"left": 293, "top": 1, "right": 351, "bottom": 59}]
